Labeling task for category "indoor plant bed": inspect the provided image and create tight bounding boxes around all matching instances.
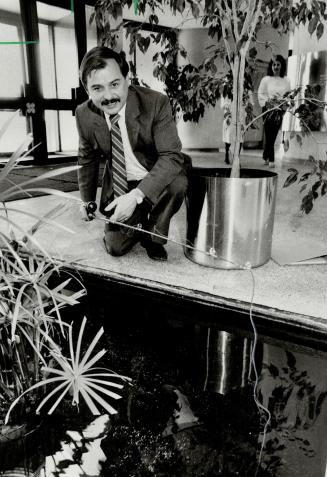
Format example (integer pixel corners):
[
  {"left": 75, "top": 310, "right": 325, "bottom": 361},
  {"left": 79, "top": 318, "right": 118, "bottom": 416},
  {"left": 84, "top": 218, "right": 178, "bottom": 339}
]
[{"left": 0, "top": 117, "right": 131, "bottom": 471}]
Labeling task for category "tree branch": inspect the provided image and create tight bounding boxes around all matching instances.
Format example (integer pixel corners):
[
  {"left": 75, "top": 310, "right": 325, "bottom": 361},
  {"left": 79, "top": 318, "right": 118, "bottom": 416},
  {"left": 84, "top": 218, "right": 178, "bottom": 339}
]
[
  {"left": 216, "top": 3, "right": 232, "bottom": 64},
  {"left": 231, "top": 0, "right": 240, "bottom": 42},
  {"left": 240, "top": 0, "right": 258, "bottom": 40},
  {"left": 242, "top": 0, "right": 262, "bottom": 54}
]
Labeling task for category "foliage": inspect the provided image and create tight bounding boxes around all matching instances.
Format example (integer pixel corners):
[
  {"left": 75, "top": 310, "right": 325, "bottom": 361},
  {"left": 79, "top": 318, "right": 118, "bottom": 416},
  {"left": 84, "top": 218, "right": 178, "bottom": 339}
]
[
  {"left": 283, "top": 156, "right": 327, "bottom": 213},
  {"left": 5, "top": 317, "right": 132, "bottom": 423},
  {"left": 258, "top": 350, "right": 327, "bottom": 473},
  {"left": 0, "top": 112, "right": 130, "bottom": 425}
]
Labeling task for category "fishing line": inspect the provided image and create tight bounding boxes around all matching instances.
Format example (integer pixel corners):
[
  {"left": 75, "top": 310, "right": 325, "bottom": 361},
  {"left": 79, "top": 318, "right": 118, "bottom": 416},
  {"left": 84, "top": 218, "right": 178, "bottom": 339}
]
[{"left": 248, "top": 269, "right": 272, "bottom": 476}]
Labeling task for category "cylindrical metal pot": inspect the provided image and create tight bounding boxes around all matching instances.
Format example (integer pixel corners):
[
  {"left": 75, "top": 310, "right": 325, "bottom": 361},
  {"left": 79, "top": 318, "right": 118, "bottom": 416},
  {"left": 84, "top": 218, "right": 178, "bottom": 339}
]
[{"left": 185, "top": 168, "right": 278, "bottom": 269}]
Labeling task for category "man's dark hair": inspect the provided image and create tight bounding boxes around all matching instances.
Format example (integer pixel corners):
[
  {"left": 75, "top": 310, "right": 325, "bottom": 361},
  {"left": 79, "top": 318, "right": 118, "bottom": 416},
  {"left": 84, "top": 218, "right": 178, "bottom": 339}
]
[
  {"left": 80, "top": 46, "right": 129, "bottom": 89},
  {"left": 267, "top": 55, "right": 287, "bottom": 78}
]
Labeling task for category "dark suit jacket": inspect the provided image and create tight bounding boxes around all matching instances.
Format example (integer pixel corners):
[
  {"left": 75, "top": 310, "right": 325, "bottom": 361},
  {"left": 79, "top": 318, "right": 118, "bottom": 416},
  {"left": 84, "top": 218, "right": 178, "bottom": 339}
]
[{"left": 76, "top": 85, "right": 190, "bottom": 214}]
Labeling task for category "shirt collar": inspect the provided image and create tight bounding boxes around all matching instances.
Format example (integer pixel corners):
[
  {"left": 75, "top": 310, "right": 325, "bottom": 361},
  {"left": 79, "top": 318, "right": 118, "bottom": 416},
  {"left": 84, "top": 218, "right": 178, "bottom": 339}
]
[{"left": 105, "top": 104, "right": 126, "bottom": 123}]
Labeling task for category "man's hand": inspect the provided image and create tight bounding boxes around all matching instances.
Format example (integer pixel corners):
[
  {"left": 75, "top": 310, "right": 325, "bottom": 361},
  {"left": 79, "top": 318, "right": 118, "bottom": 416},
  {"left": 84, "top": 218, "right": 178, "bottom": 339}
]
[{"left": 105, "top": 188, "right": 145, "bottom": 223}]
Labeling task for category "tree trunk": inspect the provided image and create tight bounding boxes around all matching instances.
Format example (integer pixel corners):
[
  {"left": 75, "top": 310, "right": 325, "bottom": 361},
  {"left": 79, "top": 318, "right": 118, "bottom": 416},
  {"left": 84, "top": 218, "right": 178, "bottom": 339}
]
[{"left": 230, "top": 52, "right": 246, "bottom": 178}]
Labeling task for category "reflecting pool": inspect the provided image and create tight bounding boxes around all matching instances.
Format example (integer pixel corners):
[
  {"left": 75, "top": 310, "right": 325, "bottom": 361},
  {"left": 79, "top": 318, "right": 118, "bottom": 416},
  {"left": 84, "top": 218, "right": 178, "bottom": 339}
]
[{"left": 1, "top": 311, "right": 327, "bottom": 477}]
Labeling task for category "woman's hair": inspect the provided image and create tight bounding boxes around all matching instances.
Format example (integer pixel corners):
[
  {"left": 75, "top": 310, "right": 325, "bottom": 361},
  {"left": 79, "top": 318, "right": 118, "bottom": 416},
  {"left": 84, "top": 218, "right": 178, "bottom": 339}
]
[
  {"left": 80, "top": 46, "right": 129, "bottom": 89},
  {"left": 267, "top": 55, "right": 287, "bottom": 77}
]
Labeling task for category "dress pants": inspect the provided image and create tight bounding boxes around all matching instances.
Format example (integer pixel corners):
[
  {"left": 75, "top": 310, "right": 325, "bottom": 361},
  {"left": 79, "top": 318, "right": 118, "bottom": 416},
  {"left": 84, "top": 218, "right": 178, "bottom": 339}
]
[
  {"left": 104, "top": 173, "right": 188, "bottom": 256},
  {"left": 262, "top": 109, "right": 284, "bottom": 163}
]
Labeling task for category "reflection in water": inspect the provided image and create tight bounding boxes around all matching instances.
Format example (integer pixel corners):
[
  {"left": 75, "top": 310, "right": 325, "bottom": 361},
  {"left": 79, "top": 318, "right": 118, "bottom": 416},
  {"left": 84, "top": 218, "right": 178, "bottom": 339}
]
[
  {"left": 203, "top": 330, "right": 252, "bottom": 395},
  {"left": 1, "top": 321, "right": 327, "bottom": 477},
  {"left": 39, "top": 415, "right": 109, "bottom": 477}
]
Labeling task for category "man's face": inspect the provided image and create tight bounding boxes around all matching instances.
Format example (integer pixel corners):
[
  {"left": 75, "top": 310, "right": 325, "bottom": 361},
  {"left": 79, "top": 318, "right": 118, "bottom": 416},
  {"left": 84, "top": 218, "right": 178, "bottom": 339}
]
[{"left": 86, "top": 59, "right": 129, "bottom": 115}]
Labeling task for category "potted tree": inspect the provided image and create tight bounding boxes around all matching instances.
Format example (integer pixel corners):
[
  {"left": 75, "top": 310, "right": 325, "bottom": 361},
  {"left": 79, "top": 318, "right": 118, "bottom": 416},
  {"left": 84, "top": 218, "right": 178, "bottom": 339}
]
[{"left": 91, "top": 0, "right": 327, "bottom": 268}]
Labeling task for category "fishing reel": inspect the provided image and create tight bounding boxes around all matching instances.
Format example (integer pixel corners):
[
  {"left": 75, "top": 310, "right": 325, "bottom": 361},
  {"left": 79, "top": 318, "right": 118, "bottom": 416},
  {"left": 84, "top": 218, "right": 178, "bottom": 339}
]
[{"left": 83, "top": 201, "right": 97, "bottom": 220}]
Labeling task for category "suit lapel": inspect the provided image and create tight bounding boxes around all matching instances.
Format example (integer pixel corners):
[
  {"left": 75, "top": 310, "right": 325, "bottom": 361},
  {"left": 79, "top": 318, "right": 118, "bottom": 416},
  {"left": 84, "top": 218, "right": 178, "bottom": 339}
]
[
  {"left": 87, "top": 100, "right": 111, "bottom": 154},
  {"left": 125, "top": 88, "right": 141, "bottom": 151}
]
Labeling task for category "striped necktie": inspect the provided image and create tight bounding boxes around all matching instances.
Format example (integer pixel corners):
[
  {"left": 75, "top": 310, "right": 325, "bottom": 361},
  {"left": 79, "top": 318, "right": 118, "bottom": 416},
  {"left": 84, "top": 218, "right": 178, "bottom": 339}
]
[{"left": 110, "top": 114, "right": 128, "bottom": 198}]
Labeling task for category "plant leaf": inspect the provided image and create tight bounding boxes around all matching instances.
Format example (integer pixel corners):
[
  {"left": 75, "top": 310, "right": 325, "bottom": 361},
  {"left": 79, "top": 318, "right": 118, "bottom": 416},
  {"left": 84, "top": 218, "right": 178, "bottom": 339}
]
[
  {"left": 0, "top": 135, "right": 34, "bottom": 185},
  {"left": 283, "top": 171, "right": 298, "bottom": 188}
]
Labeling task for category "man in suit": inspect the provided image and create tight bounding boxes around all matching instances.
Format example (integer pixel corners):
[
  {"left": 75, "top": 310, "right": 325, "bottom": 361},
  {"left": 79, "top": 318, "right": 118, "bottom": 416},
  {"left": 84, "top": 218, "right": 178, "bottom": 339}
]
[{"left": 76, "top": 46, "right": 190, "bottom": 261}]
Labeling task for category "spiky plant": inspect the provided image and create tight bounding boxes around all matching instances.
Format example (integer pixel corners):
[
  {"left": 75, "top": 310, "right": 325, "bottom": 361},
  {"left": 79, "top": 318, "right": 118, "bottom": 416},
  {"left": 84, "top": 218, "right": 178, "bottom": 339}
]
[{"left": 0, "top": 112, "right": 130, "bottom": 424}]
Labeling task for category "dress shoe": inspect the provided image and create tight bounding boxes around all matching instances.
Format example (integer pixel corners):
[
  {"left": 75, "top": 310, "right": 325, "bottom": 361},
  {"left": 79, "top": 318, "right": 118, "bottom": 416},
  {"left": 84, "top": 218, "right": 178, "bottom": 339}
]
[{"left": 144, "top": 242, "right": 167, "bottom": 261}]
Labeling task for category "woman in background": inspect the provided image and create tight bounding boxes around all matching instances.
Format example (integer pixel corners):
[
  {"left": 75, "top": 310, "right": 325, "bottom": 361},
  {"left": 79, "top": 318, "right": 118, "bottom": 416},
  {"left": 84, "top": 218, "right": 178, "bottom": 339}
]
[
  {"left": 221, "top": 88, "right": 233, "bottom": 165},
  {"left": 258, "top": 55, "right": 291, "bottom": 168}
]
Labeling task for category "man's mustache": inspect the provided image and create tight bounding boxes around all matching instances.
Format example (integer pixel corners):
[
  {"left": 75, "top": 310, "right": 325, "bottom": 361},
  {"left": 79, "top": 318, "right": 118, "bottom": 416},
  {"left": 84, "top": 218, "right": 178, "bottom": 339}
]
[{"left": 101, "top": 98, "right": 120, "bottom": 106}]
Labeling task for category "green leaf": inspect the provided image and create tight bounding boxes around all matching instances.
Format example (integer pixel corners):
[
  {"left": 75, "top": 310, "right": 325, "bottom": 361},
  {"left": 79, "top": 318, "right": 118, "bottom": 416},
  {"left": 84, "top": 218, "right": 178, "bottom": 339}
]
[
  {"left": 89, "top": 11, "right": 95, "bottom": 25},
  {"left": 1, "top": 165, "right": 81, "bottom": 200},
  {"left": 283, "top": 138, "right": 289, "bottom": 152},
  {"left": 312, "top": 180, "right": 322, "bottom": 198},
  {"left": 149, "top": 14, "right": 159, "bottom": 25},
  {"left": 191, "top": 2, "right": 200, "bottom": 18},
  {"left": 299, "top": 172, "right": 311, "bottom": 182},
  {"left": 0, "top": 134, "right": 34, "bottom": 185},
  {"left": 301, "top": 192, "right": 314, "bottom": 214},
  {"left": 316, "top": 22, "right": 324, "bottom": 39},
  {"left": 286, "top": 351, "right": 296, "bottom": 369},
  {"left": 176, "top": 0, "right": 185, "bottom": 14},
  {"left": 283, "top": 171, "right": 298, "bottom": 187},
  {"left": 296, "top": 134, "right": 303, "bottom": 146},
  {"left": 308, "top": 15, "right": 319, "bottom": 35}
]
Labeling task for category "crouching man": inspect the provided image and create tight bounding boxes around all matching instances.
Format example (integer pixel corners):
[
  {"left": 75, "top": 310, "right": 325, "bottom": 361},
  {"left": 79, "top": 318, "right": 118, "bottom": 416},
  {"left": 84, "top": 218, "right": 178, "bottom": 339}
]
[{"left": 76, "top": 46, "right": 190, "bottom": 261}]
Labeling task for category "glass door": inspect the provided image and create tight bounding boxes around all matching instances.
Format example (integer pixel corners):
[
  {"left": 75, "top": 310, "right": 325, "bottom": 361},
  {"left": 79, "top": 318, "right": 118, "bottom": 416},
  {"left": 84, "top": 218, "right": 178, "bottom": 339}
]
[
  {"left": 0, "top": 0, "right": 30, "bottom": 157},
  {"left": 37, "top": 1, "right": 80, "bottom": 156},
  {"left": 0, "top": 0, "right": 96, "bottom": 162}
]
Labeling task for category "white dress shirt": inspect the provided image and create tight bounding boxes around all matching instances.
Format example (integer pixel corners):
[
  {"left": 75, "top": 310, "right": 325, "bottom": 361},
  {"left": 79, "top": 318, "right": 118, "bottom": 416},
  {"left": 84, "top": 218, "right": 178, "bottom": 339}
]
[{"left": 105, "top": 105, "right": 148, "bottom": 182}]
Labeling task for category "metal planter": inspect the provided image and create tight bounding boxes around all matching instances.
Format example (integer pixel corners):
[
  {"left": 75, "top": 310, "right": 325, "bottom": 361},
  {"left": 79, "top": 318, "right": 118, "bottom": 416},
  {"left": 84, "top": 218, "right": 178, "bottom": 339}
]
[{"left": 185, "top": 168, "right": 278, "bottom": 269}]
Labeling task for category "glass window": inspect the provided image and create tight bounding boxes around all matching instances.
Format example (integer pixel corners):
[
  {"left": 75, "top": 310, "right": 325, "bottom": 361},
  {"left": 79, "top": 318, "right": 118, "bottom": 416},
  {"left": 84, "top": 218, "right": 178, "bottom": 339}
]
[
  {"left": 37, "top": 2, "right": 79, "bottom": 100},
  {"left": 58, "top": 111, "right": 78, "bottom": 152},
  {"left": 86, "top": 5, "right": 97, "bottom": 51},
  {"left": 44, "top": 110, "right": 59, "bottom": 153},
  {"left": 0, "top": 0, "right": 25, "bottom": 98},
  {"left": 44, "top": 110, "right": 78, "bottom": 154},
  {"left": 38, "top": 23, "right": 56, "bottom": 98},
  {"left": 54, "top": 23, "right": 79, "bottom": 99},
  {"left": 0, "top": 111, "right": 28, "bottom": 154}
]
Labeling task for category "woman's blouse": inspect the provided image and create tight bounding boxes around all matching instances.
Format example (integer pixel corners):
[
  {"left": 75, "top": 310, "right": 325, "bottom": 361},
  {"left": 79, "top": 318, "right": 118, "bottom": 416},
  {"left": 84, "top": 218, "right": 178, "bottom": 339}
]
[{"left": 258, "top": 76, "right": 291, "bottom": 108}]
